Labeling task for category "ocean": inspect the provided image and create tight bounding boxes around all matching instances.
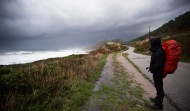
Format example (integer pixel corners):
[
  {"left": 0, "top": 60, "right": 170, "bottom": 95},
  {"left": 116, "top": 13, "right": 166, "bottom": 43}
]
[{"left": 0, "top": 49, "right": 88, "bottom": 65}]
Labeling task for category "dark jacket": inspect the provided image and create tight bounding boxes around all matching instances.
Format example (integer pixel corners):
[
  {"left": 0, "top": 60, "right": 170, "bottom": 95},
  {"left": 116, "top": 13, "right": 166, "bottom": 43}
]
[{"left": 149, "top": 37, "right": 166, "bottom": 78}]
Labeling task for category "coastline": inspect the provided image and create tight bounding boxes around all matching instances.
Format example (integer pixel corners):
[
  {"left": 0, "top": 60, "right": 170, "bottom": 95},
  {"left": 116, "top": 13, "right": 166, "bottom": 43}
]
[
  {"left": 0, "top": 50, "right": 88, "bottom": 65},
  {"left": 0, "top": 44, "right": 125, "bottom": 110}
]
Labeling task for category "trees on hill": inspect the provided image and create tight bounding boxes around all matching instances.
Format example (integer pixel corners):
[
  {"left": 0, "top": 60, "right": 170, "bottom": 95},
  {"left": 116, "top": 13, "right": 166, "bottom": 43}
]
[{"left": 131, "top": 11, "right": 190, "bottom": 42}]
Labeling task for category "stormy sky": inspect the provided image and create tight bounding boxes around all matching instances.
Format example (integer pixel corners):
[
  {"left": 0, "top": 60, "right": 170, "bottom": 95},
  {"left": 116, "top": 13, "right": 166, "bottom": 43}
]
[{"left": 0, "top": 0, "right": 190, "bottom": 50}]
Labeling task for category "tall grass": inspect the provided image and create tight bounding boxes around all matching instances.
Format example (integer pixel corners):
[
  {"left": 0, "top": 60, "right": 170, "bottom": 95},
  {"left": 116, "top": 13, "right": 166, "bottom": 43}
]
[
  {"left": 0, "top": 43, "right": 126, "bottom": 111},
  {"left": 133, "top": 33, "right": 190, "bottom": 62},
  {"left": 0, "top": 54, "right": 108, "bottom": 111},
  {"left": 162, "top": 34, "right": 190, "bottom": 62}
]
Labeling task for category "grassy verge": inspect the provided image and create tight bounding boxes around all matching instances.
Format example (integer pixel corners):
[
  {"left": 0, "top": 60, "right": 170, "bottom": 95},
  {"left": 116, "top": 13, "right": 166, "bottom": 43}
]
[
  {"left": 162, "top": 34, "right": 190, "bottom": 62},
  {"left": 0, "top": 53, "right": 108, "bottom": 111},
  {"left": 122, "top": 53, "right": 180, "bottom": 111},
  {"left": 122, "top": 53, "right": 151, "bottom": 85},
  {"left": 132, "top": 33, "right": 190, "bottom": 62},
  {"left": 85, "top": 53, "right": 152, "bottom": 111},
  {"left": 122, "top": 53, "right": 142, "bottom": 73}
]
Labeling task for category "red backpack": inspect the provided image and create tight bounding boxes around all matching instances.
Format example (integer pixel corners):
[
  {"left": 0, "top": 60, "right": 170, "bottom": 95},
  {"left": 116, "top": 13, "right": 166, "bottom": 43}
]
[{"left": 162, "top": 40, "right": 181, "bottom": 77}]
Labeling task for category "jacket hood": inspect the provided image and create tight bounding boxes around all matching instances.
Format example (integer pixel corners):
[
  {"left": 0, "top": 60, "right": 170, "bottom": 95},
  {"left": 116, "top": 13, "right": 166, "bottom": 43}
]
[{"left": 149, "top": 37, "right": 161, "bottom": 52}]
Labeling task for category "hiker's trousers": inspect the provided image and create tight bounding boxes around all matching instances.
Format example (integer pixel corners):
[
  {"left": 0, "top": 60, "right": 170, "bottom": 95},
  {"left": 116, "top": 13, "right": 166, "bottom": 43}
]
[{"left": 153, "top": 74, "right": 164, "bottom": 105}]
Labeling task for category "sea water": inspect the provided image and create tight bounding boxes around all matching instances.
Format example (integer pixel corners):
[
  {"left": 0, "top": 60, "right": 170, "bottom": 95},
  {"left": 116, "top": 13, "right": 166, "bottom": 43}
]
[{"left": 0, "top": 49, "right": 88, "bottom": 65}]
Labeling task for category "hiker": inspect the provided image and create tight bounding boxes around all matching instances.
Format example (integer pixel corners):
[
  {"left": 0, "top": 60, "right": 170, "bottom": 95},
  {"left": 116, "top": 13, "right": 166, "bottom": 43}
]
[{"left": 149, "top": 37, "right": 166, "bottom": 110}]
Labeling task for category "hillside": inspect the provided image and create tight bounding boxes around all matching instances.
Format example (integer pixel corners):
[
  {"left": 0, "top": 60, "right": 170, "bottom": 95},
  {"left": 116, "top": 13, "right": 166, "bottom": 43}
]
[
  {"left": 128, "top": 11, "right": 190, "bottom": 62},
  {"left": 86, "top": 39, "right": 110, "bottom": 50},
  {"left": 130, "top": 11, "right": 190, "bottom": 42},
  {"left": 86, "top": 39, "right": 127, "bottom": 50}
]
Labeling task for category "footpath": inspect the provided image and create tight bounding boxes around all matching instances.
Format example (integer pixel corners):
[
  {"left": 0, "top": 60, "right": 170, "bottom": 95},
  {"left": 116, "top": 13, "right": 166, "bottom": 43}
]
[
  {"left": 125, "top": 46, "right": 190, "bottom": 111},
  {"left": 83, "top": 53, "right": 176, "bottom": 111}
]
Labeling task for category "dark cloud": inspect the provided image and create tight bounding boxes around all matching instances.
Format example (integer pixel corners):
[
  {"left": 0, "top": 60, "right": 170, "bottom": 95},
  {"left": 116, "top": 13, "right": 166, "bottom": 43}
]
[
  {"left": 0, "top": 0, "right": 190, "bottom": 50},
  {"left": 169, "top": 0, "right": 190, "bottom": 8}
]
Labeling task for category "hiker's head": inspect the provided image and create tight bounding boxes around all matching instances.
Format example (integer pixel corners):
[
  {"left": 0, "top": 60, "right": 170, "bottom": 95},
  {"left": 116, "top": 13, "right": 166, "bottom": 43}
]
[{"left": 149, "top": 37, "right": 161, "bottom": 48}]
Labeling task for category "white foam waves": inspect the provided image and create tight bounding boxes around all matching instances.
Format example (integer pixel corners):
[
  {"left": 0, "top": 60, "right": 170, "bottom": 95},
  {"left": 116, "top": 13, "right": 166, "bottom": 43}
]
[{"left": 0, "top": 50, "right": 87, "bottom": 65}]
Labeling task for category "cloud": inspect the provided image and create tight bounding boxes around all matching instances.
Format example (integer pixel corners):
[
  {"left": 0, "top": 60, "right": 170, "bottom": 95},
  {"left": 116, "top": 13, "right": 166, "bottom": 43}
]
[{"left": 0, "top": 0, "right": 190, "bottom": 49}]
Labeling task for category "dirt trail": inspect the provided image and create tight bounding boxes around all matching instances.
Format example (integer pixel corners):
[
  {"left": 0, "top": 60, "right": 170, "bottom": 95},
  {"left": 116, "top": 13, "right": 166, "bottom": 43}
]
[
  {"left": 83, "top": 53, "right": 177, "bottom": 111},
  {"left": 93, "top": 54, "right": 114, "bottom": 91},
  {"left": 119, "top": 53, "right": 177, "bottom": 111},
  {"left": 117, "top": 53, "right": 156, "bottom": 100},
  {"left": 83, "top": 54, "right": 115, "bottom": 111}
]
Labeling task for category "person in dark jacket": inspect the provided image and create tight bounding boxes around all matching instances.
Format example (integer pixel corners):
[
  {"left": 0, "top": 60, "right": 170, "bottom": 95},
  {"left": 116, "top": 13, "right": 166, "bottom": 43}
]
[{"left": 149, "top": 37, "right": 166, "bottom": 110}]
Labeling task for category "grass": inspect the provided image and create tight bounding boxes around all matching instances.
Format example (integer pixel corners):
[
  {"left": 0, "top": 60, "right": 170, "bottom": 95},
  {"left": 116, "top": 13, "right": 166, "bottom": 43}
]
[
  {"left": 132, "top": 33, "right": 190, "bottom": 62},
  {"left": 0, "top": 43, "right": 128, "bottom": 111},
  {"left": 162, "top": 34, "right": 190, "bottom": 62},
  {"left": 122, "top": 53, "right": 151, "bottom": 84},
  {"left": 134, "top": 43, "right": 151, "bottom": 55},
  {"left": 0, "top": 53, "right": 108, "bottom": 111},
  {"left": 122, "top": 53, "right": 142, "bottom": 74}
]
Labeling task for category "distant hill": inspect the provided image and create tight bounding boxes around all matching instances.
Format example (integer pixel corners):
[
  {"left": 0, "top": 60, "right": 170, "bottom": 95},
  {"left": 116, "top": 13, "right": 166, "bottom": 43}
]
[
  {"left": 128, "top": 11, "right": 190, "bottom": 62},
  {"left": 111, "top": 39, "right": 127, "bottom": 45},
  {"left": 86, "top": 39, "right": 127, "bottom": 51},
  {"left": 86, "top": 39, "right": 110, "bottom": 50},
  {"left": 130, "top": 11, "right": 190, "bottom": 42}
]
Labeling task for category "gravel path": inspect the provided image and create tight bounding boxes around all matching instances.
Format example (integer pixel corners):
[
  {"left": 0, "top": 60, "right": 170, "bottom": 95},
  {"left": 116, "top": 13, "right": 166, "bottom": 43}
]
[
  {"left": 117, "top": 53, "right": 156, "bottom": 99},
  {"left": 119, "top": 53, "right": 176, "bottom": 111},
  {"left": 84, "top": 53, "right": 176, "bottom": 111},
  {"left": 124, "top": 46, "right": 190, "bottom": 111}
]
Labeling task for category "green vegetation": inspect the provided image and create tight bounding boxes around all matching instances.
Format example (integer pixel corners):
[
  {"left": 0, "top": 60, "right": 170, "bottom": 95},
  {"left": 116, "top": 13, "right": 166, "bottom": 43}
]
[
  {"left": 162, "top": 33, "right": 190, "bottom": 62},
  {"left": 129, "top": 11, "right": 190, "bottom": 62},
  {"left": 122, "top": 53, "right": 150, "bottom": 81},
  {"left": 130, "top": 11, "right": 190, "bottom": 42},
  {"left": 85, "top": 53, "right": 152, "bottom": 111},
  {"left": 132, "top": 33, "right": 190, "bottom": 62},
  {"left": 122, "top": 53, "right": 142, "bottom": 74},
  {"left": 0, "top": 43, "right": 127, "bottom": 111},
  {"left": 91, "top": 42, "right": 124, "bottom": 54},
  {"left": 121, "top": 45, "right": 129, "bottom": 51},
  {"left": 133, "top": 43, "right": 151, "bottom": 55},
  {"left": 0, "top": 53, "right": 108, "bottom": 111}
]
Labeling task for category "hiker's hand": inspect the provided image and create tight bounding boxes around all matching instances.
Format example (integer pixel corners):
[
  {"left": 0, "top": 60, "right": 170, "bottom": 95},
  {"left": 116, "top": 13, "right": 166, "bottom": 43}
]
[{"left": 146, "top": 67, "right": 150, "bottom": 72}]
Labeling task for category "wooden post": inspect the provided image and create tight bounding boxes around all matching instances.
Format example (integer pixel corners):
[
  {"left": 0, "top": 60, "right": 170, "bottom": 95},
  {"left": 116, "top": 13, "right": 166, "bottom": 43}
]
[
  {"left": 41, "top": 61, "right": 44, "bottom": 75},
  {"left": 148, "top": 26, "right": 150, "bottom": 39}
]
